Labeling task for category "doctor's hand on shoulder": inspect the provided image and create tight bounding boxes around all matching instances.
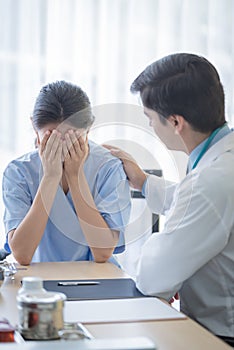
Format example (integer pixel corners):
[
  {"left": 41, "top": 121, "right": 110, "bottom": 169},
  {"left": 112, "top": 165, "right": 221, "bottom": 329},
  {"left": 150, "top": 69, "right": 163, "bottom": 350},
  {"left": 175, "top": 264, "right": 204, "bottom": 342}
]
[
  {"left": 102, "top": 144, "right": 147, "bottom": 191},
  {"left": 39, "top": 129, "right": 63, "bottom": 181}
]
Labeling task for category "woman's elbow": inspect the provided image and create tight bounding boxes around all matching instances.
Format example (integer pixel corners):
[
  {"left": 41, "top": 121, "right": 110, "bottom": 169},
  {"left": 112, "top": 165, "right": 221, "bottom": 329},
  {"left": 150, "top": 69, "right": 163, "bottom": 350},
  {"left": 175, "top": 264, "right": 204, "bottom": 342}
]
[
  {"left": 94, "top": 257, "right": 108, "bottom": 263},
  {"left": 9, "top": 244, "right": 31, "bottom": 265},
  {"left": 13, "top": 252, "right": 31, "bottom": 266},
  {"left": 8, "top": 236, "right": 32, "bottom": 265},
  {"left": 92, "top": 248, "right": 113, "bottom": 263}
]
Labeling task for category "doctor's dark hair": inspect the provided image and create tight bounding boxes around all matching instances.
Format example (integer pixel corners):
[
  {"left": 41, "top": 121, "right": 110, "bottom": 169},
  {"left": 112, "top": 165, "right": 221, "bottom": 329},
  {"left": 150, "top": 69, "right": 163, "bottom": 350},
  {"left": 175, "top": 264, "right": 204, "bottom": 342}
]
[
  {"left": 130, "top": 53, "right": 226, "bottom": 133},
  {"left": 32, "top": 80, "right": 95, "bottom": 130}
]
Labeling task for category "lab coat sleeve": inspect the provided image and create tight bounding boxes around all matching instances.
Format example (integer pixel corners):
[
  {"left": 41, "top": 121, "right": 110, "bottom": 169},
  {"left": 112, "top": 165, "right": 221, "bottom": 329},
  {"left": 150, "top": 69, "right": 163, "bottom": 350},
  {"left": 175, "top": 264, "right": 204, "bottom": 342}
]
[
  {"left": 144, "top": 174, "right": 178, "bottom": 215},
  {"left": 136, "top": 169, "right": 233, "bottom": 301}
]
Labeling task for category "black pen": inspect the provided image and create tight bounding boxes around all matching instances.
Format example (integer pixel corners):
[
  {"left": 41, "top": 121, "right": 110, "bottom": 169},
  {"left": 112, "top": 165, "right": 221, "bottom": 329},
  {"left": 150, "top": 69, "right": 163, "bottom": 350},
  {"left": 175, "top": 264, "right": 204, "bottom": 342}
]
[{"left": 58, "top": 281, "right": 100, "bottom": 286}]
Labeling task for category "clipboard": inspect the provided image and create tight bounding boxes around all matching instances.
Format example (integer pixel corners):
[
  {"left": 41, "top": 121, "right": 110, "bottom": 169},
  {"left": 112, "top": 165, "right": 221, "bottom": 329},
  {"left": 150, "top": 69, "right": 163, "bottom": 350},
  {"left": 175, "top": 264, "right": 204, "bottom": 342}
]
[
  {"left": 43, "top": 278, "right": 146, "bottom": 301},
  {"left": 64, "top": 297, "right": 187, "bottom": 324}
]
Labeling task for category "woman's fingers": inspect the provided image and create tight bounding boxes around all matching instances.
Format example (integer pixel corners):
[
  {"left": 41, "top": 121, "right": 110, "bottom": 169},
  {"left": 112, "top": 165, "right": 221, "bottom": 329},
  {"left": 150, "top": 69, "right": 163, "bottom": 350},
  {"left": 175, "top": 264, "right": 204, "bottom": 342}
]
[
  {"left": 39, "top": 131, "right": 51, "bottom": 155},
  {"left": 77, "top": 131, "right": 86, "bottom": 151},
  {"left": 43, "top": 130, "right": 61, "bottom": 158},
  {"left": 69, "top": 130, "right": 80, "bottom": 155},
  {"left": 64, "top": 130, "right": 87, "bottom": 155},
  {"left": 51, "top": 131, "right": 62, "bottom": 157},
  {"left": 38, "top": 130, "right": 63, "bottom": 180},
  {"left": 54, "top": 138, "right": 63, "bottom": 159},
  {"left": 65, "top": 130, "right": 74, "bottom": 155},
  {"left": 62, "top": 139, "right": 69, "bottom": 161}
]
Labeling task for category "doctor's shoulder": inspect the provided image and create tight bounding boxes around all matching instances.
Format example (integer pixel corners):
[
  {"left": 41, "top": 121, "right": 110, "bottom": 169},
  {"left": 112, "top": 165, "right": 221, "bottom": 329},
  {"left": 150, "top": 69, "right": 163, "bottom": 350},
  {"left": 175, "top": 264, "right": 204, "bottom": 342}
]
[{"left": 183, "top": 160, "right": 234, "bottom": 203}]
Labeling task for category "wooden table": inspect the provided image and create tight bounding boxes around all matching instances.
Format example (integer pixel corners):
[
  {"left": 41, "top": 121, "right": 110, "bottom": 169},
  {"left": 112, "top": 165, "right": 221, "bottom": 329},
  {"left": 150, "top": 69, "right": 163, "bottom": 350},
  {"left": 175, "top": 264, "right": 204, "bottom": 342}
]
[{"left": 0, "top": 261, "right": 231, "bottom": 349}]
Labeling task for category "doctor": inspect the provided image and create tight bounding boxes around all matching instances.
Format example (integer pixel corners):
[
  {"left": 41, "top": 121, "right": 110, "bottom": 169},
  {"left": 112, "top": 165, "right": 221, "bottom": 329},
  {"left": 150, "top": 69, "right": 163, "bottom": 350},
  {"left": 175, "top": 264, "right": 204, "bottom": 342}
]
[
  {"left": 2, "top": 81, "right": 131, "bottom": 266},
  {"left": 105, "top": 53, "right": 234, "bottom": 346}
]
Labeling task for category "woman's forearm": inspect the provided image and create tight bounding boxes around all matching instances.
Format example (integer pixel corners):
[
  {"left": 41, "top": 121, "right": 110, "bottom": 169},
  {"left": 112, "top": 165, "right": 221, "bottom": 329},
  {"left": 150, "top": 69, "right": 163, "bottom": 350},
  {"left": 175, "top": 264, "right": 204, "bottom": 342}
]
[
  {"left": 8, "top": 176, "right": 60, "bottom": 265},
  {"left": 67, "top": 170, "right": 119, "bottom": 263}
]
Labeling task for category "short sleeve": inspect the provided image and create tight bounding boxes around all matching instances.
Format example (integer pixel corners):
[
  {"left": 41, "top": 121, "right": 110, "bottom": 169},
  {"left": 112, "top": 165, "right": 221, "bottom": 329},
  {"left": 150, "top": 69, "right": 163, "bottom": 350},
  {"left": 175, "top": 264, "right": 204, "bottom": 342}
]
[
  {"left": 2, "top": 162, "right": 32, "bottom": 251},
  {"left": 95, "top": 159, "right": 131, "bottom": 254}
]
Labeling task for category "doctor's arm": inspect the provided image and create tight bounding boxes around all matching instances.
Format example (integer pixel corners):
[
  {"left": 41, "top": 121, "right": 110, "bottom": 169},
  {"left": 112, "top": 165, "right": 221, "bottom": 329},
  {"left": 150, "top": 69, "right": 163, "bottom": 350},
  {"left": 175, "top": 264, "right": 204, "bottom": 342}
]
[
  {"left": 136, "top": 173, "right": 232, "bottom": 300},
  {"left": 6, "top": 131, "right": 62, "bottom": 265}
]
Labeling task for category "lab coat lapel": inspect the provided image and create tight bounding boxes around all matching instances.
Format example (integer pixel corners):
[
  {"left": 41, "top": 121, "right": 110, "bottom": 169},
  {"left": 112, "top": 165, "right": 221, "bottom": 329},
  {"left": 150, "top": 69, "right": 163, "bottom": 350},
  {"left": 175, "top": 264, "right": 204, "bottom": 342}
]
[{"left": 196, "top": 132, "right": 234, "bottom": 170}]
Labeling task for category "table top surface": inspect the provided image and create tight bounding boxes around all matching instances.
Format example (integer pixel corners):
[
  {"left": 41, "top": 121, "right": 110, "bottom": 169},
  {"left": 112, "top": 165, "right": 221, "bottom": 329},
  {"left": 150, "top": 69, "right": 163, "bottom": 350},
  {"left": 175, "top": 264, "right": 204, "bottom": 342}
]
[{"left": 0, "top": 261, "right": 231, "bottom": 349}]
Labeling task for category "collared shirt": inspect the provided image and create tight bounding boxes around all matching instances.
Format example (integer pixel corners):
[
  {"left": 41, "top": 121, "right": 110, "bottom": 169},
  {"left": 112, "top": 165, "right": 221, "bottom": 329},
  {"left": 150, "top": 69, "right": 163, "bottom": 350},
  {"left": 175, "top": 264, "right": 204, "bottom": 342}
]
[
  {"left": 187, "top": 124, "right": 232, "bottom": 172},
  {"left": 2, "top": 140, "right": 131, "bottom": 263}
]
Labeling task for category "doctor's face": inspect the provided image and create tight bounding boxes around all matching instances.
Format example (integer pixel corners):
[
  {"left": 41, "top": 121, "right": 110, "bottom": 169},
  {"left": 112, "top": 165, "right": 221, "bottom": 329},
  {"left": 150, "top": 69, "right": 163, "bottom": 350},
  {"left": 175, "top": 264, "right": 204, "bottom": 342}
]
[{"left": 143, "top": 107, "right": 183, "bottom": 151}]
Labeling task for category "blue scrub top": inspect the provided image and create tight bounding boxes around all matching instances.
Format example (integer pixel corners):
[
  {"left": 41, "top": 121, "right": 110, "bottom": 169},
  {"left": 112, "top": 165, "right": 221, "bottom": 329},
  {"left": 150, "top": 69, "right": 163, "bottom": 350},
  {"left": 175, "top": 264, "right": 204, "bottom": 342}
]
[{"left": 2, "top": 140, "right": 131, "bottom": 263}]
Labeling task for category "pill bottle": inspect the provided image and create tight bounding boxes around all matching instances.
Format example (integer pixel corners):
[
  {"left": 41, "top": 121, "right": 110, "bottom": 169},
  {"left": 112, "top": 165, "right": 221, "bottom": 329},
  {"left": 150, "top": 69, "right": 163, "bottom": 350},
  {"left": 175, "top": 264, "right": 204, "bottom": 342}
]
[
  {"left": 0, "top": 318, "right": 15, "bottom": 342},
  {"left": 17, "top": 277, "right": 66, "bottom": 340},
  {"left": 17, "top": 276, "right": 46, "bottom": 296}
]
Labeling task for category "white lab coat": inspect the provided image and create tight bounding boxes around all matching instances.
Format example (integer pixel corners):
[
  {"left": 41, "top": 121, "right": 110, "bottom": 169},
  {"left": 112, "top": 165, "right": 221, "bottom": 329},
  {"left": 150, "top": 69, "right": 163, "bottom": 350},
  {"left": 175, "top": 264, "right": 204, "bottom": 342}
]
[{"left": 136, "top": 132, "right": 234, "bottom": 337}]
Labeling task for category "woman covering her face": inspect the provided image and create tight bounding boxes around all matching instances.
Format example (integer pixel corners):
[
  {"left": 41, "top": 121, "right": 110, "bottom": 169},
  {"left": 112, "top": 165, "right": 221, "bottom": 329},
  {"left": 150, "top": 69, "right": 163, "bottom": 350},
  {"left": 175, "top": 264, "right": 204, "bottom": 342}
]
[{"left": 2, "top": 81, "right": 131, "bottom": 265}]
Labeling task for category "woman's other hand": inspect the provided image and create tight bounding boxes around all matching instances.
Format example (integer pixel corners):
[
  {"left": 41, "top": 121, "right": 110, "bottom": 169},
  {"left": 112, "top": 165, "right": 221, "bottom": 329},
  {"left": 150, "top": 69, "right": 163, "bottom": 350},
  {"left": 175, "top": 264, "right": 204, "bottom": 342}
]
[{"left": 62, "top": 130, "right": 89, "bottom": 181}]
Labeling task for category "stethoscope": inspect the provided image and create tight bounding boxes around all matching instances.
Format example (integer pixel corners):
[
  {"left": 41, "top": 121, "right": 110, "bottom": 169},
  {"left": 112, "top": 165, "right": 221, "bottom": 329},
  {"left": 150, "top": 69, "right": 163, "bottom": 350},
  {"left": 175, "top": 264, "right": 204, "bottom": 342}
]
[{"left": 191, "top": 123, "right": 227, "bottom": 170}]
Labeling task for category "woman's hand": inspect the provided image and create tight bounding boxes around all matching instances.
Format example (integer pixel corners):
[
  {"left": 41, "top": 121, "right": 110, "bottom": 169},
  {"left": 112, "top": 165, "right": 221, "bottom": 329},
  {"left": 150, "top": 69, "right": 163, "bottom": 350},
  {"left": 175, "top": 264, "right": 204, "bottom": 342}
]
[
  {"left": 39, "top": 130, "right": 63, "bottom": 181},
  {"left": 62, "top": 130, "right": 89, "bottom": 181},
  {"left": 102, "top": 144, "right": 147, "bottom": 191},
  {"left": 62, "top": 132, "right": 118, "bottom": 263}
]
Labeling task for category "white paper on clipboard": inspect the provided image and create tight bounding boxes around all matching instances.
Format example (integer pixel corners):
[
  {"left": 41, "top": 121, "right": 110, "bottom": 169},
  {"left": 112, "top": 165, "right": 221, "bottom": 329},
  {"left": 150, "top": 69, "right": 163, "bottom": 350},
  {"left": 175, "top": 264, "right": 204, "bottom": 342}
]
[{"left": 64, "top": 297, "right": 186, "bottom": 324}]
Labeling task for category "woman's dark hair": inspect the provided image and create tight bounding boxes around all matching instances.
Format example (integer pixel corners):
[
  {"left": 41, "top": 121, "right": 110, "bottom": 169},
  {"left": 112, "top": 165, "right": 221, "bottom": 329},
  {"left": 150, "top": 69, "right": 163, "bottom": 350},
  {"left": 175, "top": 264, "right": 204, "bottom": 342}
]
[
  {"left": 131, "top": 53, "right": 226, "bottom": 132},
  {"left": 32, "top": 80, "right": 95, "bottom": 130}
]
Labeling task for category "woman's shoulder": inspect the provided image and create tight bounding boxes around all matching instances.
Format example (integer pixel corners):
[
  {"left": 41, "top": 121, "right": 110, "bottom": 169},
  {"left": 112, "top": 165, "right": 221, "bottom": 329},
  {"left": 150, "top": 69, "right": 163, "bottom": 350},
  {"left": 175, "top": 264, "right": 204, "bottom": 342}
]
[
  {"left": 4, "top": 150, "right": 40, "bottom": 175},
  {"left": 8, "top": 150, "right": 39, "bottom": 164},
  {"left": 86, "top": 141, "right": 127, "bottom": 183},
  {"left": 88, "top": 140, "right": 121, "bottom": 164}
]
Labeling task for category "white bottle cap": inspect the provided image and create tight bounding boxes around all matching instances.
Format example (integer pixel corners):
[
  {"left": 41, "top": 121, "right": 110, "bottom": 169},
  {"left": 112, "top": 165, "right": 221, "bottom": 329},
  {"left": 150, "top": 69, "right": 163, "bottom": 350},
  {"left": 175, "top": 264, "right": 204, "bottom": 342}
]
[{"left": 21, "top": 276, "right": 43, "bottom": 290}]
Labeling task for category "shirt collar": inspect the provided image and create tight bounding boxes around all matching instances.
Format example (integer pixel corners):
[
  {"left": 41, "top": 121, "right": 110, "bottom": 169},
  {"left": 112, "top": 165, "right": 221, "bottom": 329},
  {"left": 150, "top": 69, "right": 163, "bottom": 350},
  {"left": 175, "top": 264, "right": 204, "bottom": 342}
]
[{"left": 188, "top": 124, "right": 232, "bottom": 172}]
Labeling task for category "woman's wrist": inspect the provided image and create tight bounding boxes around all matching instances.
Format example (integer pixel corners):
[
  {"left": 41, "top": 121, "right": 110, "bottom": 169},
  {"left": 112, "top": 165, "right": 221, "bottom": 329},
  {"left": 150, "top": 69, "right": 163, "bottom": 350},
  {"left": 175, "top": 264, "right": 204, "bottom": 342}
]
[{"left": 42, "top": 174, "right": 61, "bottom": 186}]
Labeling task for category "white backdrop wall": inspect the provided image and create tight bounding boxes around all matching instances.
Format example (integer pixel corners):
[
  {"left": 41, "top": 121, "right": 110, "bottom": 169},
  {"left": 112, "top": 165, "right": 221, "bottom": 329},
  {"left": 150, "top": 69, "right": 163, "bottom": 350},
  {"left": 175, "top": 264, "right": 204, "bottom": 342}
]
[{"left": 0, "top": 0, "right": 233, "bottom": 270}]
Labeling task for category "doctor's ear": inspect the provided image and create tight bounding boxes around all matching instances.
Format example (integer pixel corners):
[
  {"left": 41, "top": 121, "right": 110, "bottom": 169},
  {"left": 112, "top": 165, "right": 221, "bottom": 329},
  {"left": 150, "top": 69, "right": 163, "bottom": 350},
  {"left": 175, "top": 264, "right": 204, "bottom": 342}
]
[{"left": 168, "top": 115, "right": 185, "bottom": 134}]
